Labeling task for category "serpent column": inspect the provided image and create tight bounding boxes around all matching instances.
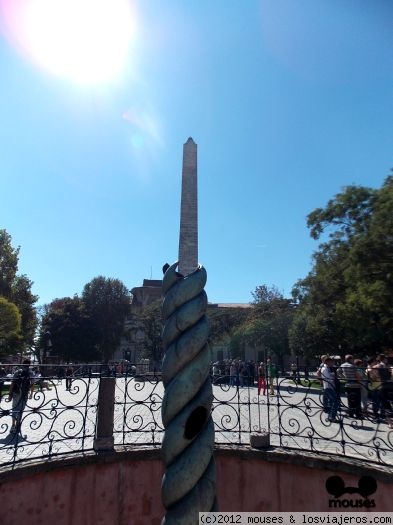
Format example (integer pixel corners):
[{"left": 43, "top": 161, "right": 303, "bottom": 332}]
[{"left": 161, "top": 261, "right": 216, "bottom": 524}]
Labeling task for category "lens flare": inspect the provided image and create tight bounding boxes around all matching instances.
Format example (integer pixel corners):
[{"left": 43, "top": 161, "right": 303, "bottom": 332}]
[{"left": 0, "top": 0, "right": 136, "bottom": 84}]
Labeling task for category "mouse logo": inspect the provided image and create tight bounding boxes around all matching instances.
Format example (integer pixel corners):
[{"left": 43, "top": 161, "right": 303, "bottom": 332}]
[{"left": 326, "top": 476, "right": 377, "bottom": 508}]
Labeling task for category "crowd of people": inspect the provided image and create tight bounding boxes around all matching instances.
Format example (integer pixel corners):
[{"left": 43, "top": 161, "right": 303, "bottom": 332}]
[
  {"left": 211, "top": 354, "right": 393, "bottom": 428},
  {"left": 211, "top": 358, "right": 279, "bottom": 394},
  {"left": 318, "top": 353, "right": 393, "bottom": 427}
]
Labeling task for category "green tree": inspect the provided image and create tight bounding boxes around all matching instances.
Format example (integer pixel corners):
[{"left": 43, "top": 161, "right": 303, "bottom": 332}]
[
  {"left": 139, "top": 299, "right": 163, "bottom": 365},
  {"left": 291, "top": 175, "right": 393, "bottom": 357},
  {"left": 12, "top": 275, "right": 38, "bottom": 351},
  {"left": 39, "top": 297, "right": 100, "bottom": 363},
  {"left": 230, "top": 285, "right": 294, "bottom": 367},
  {"left": 0, "top": 296, "right": 21, "bottom": 355},
  {"left": 251, "top": 284, "right": 289, "bottom": 311},
  {"left": 0, "top": 230, "right": 19, "bottom": 298},
  {"left": 82, "top": 276, "right": 131, "bottom": 362},
  {"left": 289, "top": 244, "right": 348, "bottom": 357},
  {"left": 0, "top": 229, "right": 38, "bottom": 354},
  {"left": 207, "top": 306, "right": 250, "bottom": 347}
]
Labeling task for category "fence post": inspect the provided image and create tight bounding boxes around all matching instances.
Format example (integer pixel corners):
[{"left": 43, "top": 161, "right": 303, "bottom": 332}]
[
  {"left": 250, "top": 432, "right": 270, "bottom": 449},
  {"left": 93, "top": 374, "right": 116, "bottom": 452}
]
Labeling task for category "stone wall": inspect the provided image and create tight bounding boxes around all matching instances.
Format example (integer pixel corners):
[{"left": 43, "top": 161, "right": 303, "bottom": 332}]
[{"left": 0, "top": 447, "right": 391, "bottom": 525}]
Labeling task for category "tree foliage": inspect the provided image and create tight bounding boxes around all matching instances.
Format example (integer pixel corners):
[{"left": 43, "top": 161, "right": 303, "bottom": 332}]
[
  {"left": 39, "top": 297, "right": 100, "bottom": 363},
  {"left": 0, "top": 297, "right": 21, "bottom": 354},
  {"left": 139, "top": 299, "right": 163, "bottom": 365},
  {"left": 0, "top": 230, "right": 19, "bottom": 298},
  {"left": 290, "top": 175, "right": 393, "bottom": 357},
  {"left": 207, "top": 306, "right": 249, "bottom": 347},
  {"left": 230, "top": 285, "right": 294, "bottom": 365},
  {"left": 0, "top": 229, "right": 38, "bottom": 354},
  {"left": 39, "top": 276, "right": 131, "bottom": 363},
  {"left": 82, "top": 276, "right": 131, "bottom": 362}
]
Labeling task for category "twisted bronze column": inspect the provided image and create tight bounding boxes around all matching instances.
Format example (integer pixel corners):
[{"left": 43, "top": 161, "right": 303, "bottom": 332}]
[{"left": 161, "top": 262, "right": 216, "bottom": 524}]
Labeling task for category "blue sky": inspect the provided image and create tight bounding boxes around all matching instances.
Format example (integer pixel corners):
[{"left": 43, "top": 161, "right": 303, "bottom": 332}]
[{"left": 1, "top": 0, "right": 392, "bottom": 307}]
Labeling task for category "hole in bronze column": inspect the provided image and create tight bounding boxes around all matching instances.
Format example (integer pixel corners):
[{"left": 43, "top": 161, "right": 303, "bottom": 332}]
[{"left": 184, "top": 406, "right": 208, "bottom": 440}]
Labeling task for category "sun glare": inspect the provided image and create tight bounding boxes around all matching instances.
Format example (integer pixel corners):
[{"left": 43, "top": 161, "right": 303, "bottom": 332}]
[{"left": 1, "top": 0, "right": 136, "bottom": 84}]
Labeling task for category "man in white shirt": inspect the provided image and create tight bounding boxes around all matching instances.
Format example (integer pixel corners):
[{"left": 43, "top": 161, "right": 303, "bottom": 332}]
[
  {"left": 338, "top": 354, "right": 362, "bottom": 419},
  {"left": 321, "top": 357, "right": 339, "bottom": 422}
]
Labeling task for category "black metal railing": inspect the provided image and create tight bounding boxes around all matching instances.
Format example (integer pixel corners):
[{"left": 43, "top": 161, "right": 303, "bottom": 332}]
[
  {"left": 113, "top": 371, "right": 163, "bottom": 447},
  {"left": 1, "top": 364, "right": 392, "bottom": 469},
  {"left": 210, "top": 368, "right": 393, "bottom": 465},
  {"left": 0, "top": 366, "right": 99, "bottom": 468}
]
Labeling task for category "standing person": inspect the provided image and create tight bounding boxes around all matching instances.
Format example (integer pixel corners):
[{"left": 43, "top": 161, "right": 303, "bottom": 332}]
[
  {"left": 257, "top": 362, "right": 267, "bottom": 396},
  {"left": 248, "top": 361, "right": 255, "bottom": 387},
  {"left": 315, "top": 355, "right": 329, "bottom": 414},
  {"left": 33, "top": 366, "right": 48, "bottom": 392},
  {"left": 367, "top": 356, "right": 384, "bottom": 422},
  {"left": 291, "top": 362, "right": 298, "bottom": 383},
  {"left": 229, "top": 361, "right": 237, "bottom": 387},
  {"left": 316, "top": 355, "right": 328, "bottom": 385},
  {"left": 321, "top": 357, "right": 339, "bottom": 422},
  {"left": 65, "top": 364, "right": 73, "bottom": 391},
  {"left": 57, "top": 365, "right": 64, "bottom": 385},
  {"left": 373, "top": 354, "right": 393, "bottom": 428},
  {"left": 7, "top": 358, "right": 34, "bottom": 434},
  {"left": 266, "top": 359, "right": 276, "bottom": 396},
  {"left": 316, "top": 356, "right": 329, "bottom": 413},
  {"left": 239, "top": 361, "right": 247, "bottom": 387},
  {"left": 354, "top": 358, "right": 369, "bottom": 415},
  {"left": 338, "top": 355, "right": 362, "bottom": 419}
]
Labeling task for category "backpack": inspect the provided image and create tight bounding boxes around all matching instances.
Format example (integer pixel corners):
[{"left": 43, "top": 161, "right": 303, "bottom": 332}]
[{"left": 13, "top": 368, "right": 31, "bottom": 397}]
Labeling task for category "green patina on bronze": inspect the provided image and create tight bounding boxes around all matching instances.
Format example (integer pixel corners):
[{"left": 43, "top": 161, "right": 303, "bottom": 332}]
[{"left": 161, "top": 261, "right": 216, "bottom": 524}]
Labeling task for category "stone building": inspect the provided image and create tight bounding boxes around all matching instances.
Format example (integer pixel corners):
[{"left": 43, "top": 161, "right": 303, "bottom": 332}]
[
  {"left": 114, "top": 279, "right": 162, "bottom": 364},
  {"left": 114, "top": 277, "right": 252, "bottom": 366},
  {"left": 130, "top": 279, "right": 162, "bottom": 312}
]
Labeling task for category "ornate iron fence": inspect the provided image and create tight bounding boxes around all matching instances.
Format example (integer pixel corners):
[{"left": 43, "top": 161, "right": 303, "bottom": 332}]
[
  {"left": 113, "top": 372, "right": 163, "bottom": 447},
  {"left": 1, "top": 364, "right": 392, "bottom": 469},
  {"left": 211, "top": 371, "right": 393, "bottom": 465},
  {"left": 0, "top": 366, "right": 99, "bottom": 468}
]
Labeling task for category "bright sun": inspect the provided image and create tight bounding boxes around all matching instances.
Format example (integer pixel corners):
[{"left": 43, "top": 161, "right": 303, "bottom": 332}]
[{"left": 1, "top": 0, "right": 136, "bottom": 84}]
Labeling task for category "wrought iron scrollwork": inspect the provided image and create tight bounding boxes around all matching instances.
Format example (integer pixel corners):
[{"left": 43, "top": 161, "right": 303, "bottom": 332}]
[
  {"left": 1, "top": 364, "right": 392, "bottom": 469},
  {"left": 0, "top": 373, "right": 98, "bottom": 467}
]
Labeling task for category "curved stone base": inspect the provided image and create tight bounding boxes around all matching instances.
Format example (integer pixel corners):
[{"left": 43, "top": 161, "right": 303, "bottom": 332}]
[{"left": 0, "top": 447, "right": 392, "bottom": 524}]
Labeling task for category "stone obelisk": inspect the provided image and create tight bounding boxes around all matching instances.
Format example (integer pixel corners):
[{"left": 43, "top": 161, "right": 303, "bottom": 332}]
[
  {"left": 178, "top": 137, "right": 198, "bottom": 276},
  {"left": 160, "top": 138, "right": 216, "bottom": 523}
]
